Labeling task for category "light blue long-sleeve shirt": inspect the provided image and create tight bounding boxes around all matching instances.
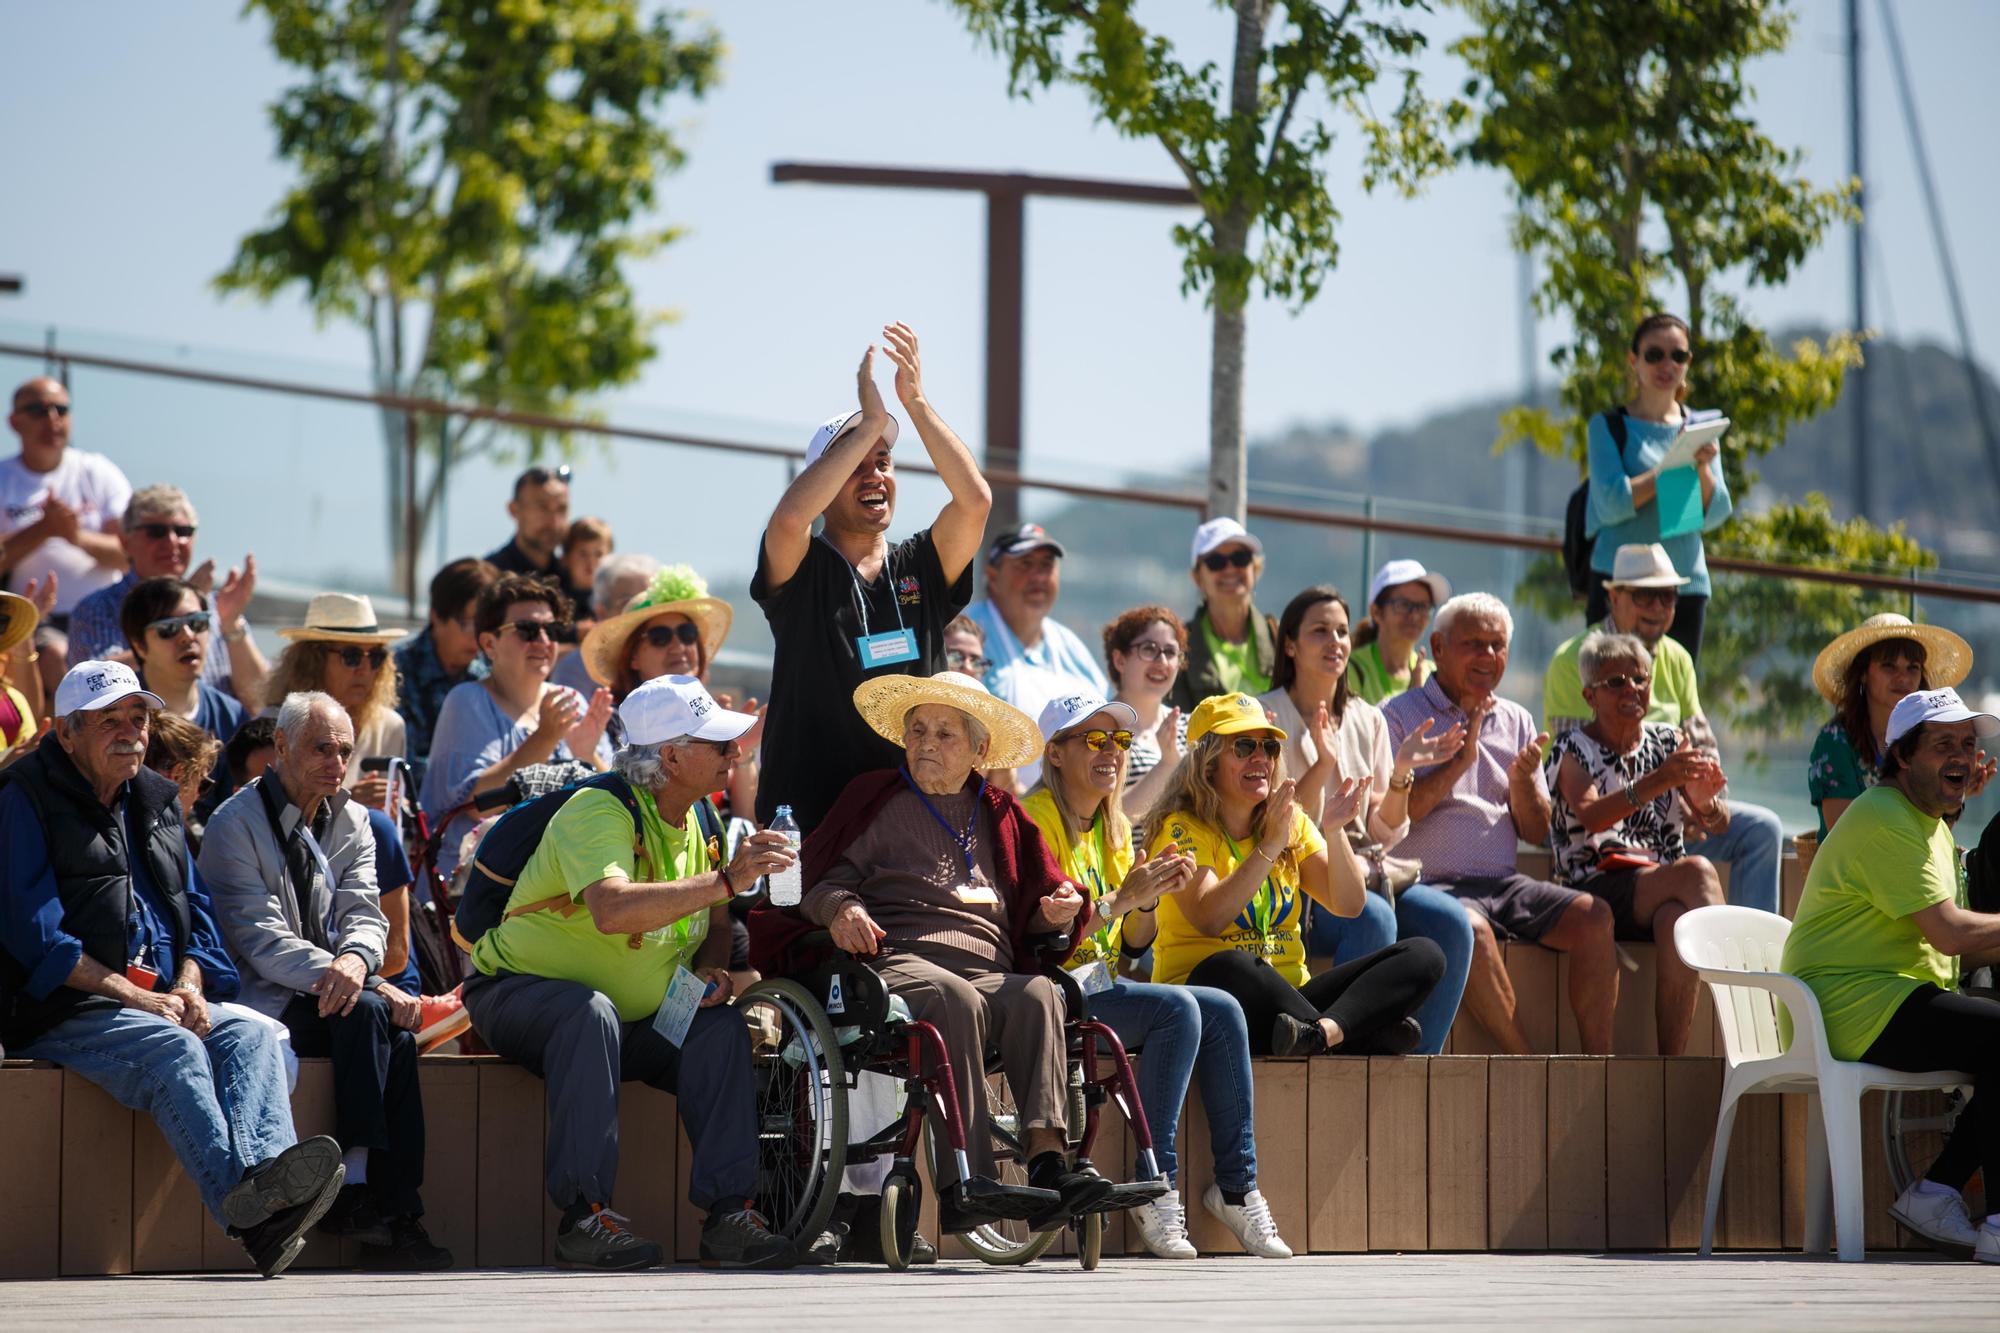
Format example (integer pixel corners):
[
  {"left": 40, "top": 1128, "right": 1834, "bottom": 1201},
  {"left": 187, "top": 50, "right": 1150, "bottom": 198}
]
[{"left": 1586, "top": 409, "right": 1733, "bottom": 597}]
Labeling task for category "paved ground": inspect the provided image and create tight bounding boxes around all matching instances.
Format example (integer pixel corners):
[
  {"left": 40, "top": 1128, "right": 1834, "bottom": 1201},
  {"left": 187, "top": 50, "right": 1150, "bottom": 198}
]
[{"left": 11, "top": 1253, "right": 2000, "bottom": 1330}]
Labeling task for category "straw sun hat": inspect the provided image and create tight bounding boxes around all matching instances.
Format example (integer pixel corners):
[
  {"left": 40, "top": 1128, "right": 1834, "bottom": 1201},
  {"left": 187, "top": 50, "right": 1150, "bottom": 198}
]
[
  {"left": 579, "top": 565, "right": 733, "bottom": 690},
  {"left": 277, "top": 593, "right": 404, "bottom": 646},
  {"left": 0, "top": 591, "right": 39, "bottom": 657},
  {"left": 1811, "top": 613, "right": 1972, "bottom": 705},
  {"left": 852, "top": 670, "right": 1044, "bottom": 770}
]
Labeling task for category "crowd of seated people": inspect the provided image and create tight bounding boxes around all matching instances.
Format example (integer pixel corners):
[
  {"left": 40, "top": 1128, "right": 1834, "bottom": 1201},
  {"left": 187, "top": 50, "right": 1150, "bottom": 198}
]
[{"left": 4, "top": 307, "right": 1999, "bottom": 1278}]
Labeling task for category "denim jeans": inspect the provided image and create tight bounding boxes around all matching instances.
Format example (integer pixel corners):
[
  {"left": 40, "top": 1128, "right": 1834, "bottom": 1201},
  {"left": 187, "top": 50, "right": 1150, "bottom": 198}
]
[
  {"left": 20, "top": 1003, "right": 296, "bottom": 1226},
  {"left": 1086, "top": 980, "right": 1257, "bottom": 1193},
  {"left": 1303, "top": 884, "right": 1474, "bottom": 1055},
  {"left": 1683, "top": 799, "right": 1783, "bottom": 915}
]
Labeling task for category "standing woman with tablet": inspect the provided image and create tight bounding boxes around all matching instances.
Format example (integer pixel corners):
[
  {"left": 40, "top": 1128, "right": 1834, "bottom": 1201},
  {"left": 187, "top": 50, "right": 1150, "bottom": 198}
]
[{"left": 1585, "top": 313, "right": 1732, "bottom": 664}]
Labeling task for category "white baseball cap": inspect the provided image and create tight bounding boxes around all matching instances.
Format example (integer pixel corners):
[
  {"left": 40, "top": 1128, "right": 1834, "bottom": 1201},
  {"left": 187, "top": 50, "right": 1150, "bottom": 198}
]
[
  {"left": 54, "top": 660, "right": 165, "bottom": 719},
  {"left": 805, "top": 409, "right": 899, "bottom": 468},
  {"left": 1883, "top": 687, "right": 2000, "bottom": 751},
  {"left": 1367, "top": 559, "right": 1451, "bottom": 610},
  {"left": 1035, "top": 692, "right": 1140, "bottom": 743},
  {"left": 618, "top": 674, "right": 758, "bottom": 747},
  {"left": 1190, "top": 517, "right": 1263, "bottom": 566}
]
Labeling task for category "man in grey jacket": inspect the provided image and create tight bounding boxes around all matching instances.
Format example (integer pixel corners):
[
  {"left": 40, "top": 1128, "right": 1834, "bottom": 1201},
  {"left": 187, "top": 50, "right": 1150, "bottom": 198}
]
[{"left": 202, "top": 691, "right": 448, "bottom": 1271}]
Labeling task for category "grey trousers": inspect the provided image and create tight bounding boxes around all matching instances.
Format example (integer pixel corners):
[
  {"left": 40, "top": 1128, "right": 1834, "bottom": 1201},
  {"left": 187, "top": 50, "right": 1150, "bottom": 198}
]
[
  {"left": 462, "top": 971, "right": 757, "bottom": 1214},
  {"left": 874, "top": 952, "right": 1068, "bottom": 1183}
]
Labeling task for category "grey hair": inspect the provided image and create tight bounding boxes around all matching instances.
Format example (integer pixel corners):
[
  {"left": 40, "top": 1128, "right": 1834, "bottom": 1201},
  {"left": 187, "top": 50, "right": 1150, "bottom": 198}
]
[
  {"left": 593, "top": 552, "right": 663, "bottom": 617},
  {"left": 1579, "top": 631, "right": 1652, "bottom": 687},
  {"left": 275, "top": 691, "right": 347, "bottom": 744},
  {"left": 611, "top": 741, "right": 674, "bottom": 790},
  {"left": 903, "top": 705, "right": 988, "bottom": 753},
  {"left": 1434, "top": 592, "right": 1514, "bottom": 644},
  {"left": 124, "top": 484, "right": 196, "bottom": 528}
]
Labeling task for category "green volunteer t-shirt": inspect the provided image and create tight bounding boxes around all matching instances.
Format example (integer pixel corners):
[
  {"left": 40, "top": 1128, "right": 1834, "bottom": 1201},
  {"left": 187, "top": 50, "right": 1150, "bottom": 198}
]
[
  {"left": 1345, "top": 640, "right": 1432, "bottom": 707},
  {"left": 1202, "top": 618, "right": 1269, "bottom": 696},
  {"left": 471, "top": 785, "right": 714, "bottom": 1021},
  {"left": 1542, "top": 620, "right": 1702, "bottom": 732},
  {"left": 1779, "top": 785, "right": 1961, "bottom": 1061}
]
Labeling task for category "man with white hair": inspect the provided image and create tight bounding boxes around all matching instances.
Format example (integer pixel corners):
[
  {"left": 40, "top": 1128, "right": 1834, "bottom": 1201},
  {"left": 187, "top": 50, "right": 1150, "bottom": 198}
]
[
  {"left": 201, "top": 691, "right": 449, "bottom": 1270},
  {"left": 1380, "top": 592, "right": 1621, "bottom": 1055},
  {"left": 0, "top": 662, "right": 343, "bottom": 1278},
  {"left": 462, "top": 674, "right": 801, "bottom": 1270},
  {"left": 551, "top": 551, "right": 663, "bottom": 695}
]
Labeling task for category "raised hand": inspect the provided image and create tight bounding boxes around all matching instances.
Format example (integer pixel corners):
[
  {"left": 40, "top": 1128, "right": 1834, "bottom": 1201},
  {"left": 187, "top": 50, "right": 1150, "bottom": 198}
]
[
  {"left": 38, "top": 495, "right": 80, "bottom": 544},
  {"left": 20, "top": 573, "right": 58, "bottom": 618},
  {"left": 535, "top": 685, "right": 587, "bottom": 740},
  {"left": 1321, "top": 774, "right": 1369, "bottom": 832},
  {"left": 855, "top": 344, "right": 890, "bottom": 426},
  {"left": 1259, "top": 778, "right": 1301, "bottom": 858},
  {"left": 567, "top": 686, "right": 614, "bottom": 756},
  {"left": 1395, "top": 716, "right": 1466, "bottom": 772},
  {"left": 1038, "top": 879, "right": 1087, "bottom": 929},
  {"left": 1121, "top": 845, "right": 1195, "bottom": 911},
  {"left": 1156, "top": 706, "right": 1184, "bottom": 760},
  {"left": 186, "top": 558, "right": 218, "bottom": 596},
  {"left": 1508, "top": 730, "right": 1550, "bottom": 787},
  {"left": 881, "top": 322, "right": 925, "bottom": 408},
  {"left": 1969, "top": 752, "right": 1997, "bottom": 800},
  {"left": 1310, "top": 701, "right": 1340, "bottom": 768},
  {"left": 739, "top": 696, "right": 766, "bottom": 752},
  {"left": 214, "top": 554, "right": 258, "bottom": 626}
]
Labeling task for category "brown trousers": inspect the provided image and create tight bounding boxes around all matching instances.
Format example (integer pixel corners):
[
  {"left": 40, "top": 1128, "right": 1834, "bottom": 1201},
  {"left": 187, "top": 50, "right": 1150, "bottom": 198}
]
[{"left": 873, "top": 951, "right": 1068, "bottom": 1183}]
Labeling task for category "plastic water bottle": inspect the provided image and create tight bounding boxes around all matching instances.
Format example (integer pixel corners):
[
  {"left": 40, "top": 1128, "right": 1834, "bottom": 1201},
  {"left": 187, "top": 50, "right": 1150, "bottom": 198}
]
[{"left": 768, "top": 805, "right": 803, "bottom": 907}]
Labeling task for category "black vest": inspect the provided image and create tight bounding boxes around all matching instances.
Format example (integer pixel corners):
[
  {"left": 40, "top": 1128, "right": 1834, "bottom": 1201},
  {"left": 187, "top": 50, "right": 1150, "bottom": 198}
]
[{"left": 0, "top": 741, "right": 191, "bottom": 1047}]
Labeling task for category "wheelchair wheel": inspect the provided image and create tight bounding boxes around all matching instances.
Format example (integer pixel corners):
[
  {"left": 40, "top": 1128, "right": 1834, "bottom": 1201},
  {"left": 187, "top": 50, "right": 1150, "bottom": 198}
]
[
  {"left": 928, "top": 1073, "right": 1062, "bottom": 1266},
  {"left": 1884, "top": 1087, "right": 1984, "bottom": 1215},
  {"left": 1076, "top": 1210, "right": 1102, "bottom": 1270},
  {"left": 738, "top": 977, "right": 848, "bottom": 1248},
  {"left": 879, "top": 1170, "right": 922, "bottom": 1271}
]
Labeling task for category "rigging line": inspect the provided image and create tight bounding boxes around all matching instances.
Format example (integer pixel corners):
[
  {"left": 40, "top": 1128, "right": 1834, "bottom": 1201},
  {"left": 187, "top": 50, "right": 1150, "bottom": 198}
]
[{"left": 1866, "top": 229, "right": 1938, "bottom": 519}]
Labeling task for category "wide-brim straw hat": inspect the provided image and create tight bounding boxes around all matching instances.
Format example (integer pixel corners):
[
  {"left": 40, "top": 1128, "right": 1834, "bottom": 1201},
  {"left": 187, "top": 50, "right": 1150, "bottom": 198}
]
[
  {"left": 0, "top": 591, "right": 39, "bottom": 656},
  {"left": 853, "top": 670, "right": 1044, "bottom": 770},
  {"left": 579, "top": 564, "right": 733, "bottom": 689},
  {"left": 277, "top": 592, "right": 405, "bottom": 646},
  {"left": 1811, "top": 613, "right": 1972, "bottom": 705}
]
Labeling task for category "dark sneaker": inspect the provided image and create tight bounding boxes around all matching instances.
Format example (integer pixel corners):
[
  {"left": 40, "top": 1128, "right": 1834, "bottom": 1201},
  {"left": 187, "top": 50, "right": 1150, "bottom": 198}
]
[
  {"left": 798, "top": 1222, "right": 846, "bottom": 1266},
  {"left": 230, "top": 1163, "right": 346, "bottom": 1277},
  {"left": 1270, "top": 1013, "right": 1323, "bottom": 1057},
  {"left": 358, "top": 1216, "right": 453, "bottom": 1271},
  {"left": 317, "top": 1184, "right": 394, "bottom": 1246},
  {"left": 221, "top": 1135, "right": 344, "bottom": 1232},
  {"left": 1029, "top": 1159, "right": 1116, "bottom": 1220},
  {"left": 699, "top": 1206, "right": 794, "bottom": 1269},
  {"left": 554, "top": 1204, "right": 663, "bottom": 1271},
  {"left": 909, "top": 1231, "right": 937, "bottom": 1265},
  {"left": 1354, "top": 1016, "right": 1424, "bottom": 1056}
]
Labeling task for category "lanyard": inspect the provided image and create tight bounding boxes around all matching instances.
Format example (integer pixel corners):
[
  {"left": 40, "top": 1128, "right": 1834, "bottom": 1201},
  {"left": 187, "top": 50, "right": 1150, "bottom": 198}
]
[
  {"left": 901, "top": 768, "right": 986, "bottom": 877},
  {"left": 1049, "top": 807, "right": 1116, "bottom": 958},
  {"left": 817, "top": 534, "right": 906, "bottom": 640},
  {"left": 1220, "top": 828, "right": 1278, "bottom": 942}
]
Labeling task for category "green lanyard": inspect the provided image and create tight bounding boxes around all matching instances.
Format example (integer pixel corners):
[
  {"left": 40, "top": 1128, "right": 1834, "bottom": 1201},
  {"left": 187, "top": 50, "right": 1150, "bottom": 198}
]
[
  {"left": 1219, "top": 828, "right": 1277, "bottom": 943},
  {"left": 636, "top": 798, "right": 697, "bottom": 952},
  {"left": 1055, "top": 810, "right": 1118, "bottom": 960}
]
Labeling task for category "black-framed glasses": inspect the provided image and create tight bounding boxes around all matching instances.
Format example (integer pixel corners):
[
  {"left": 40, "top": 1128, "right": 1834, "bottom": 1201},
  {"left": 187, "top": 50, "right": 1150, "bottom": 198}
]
[
  {"left": 1641, "top": 346, "right": 1691, "bottom": 365},
  {"left": 331, "top": 646, "right": 389, "bottom": 671},
  {"left": 1127, "top": 640, "right": 1180, "bottom": 663},
  {"left": 1625, "top": 588, "right": 1678, "bottom": 609},
  {"left": 641, "top": 622, "right": 702, "bottom": 649},
  {"left": 1199, "top": 549, "right": 1256, "bottom": 572},
  {"left": 148, "top": 612, "right": 212, "bottom": 640},
  {"left": 1588, "top": 672, "right": 1650, "bottom": 692},
  {"left": 502, "top": 619, "right": 559, "bottom": 642},
  {"left": 1381, "top": 596, "right": 1434, "bottom": 618},
  {"left": 1070, "top": 728, "right": 1133, "bottom": 753},
  {"left": 16, "top": 402, "right": 70, "bottom": 419},
  {"left": 1229, "top": 737, "right": 1283, "bottom": 760},
  {"left": 946, "top": 648, "right": 992, "bottom": 673},
  {"left": 131, "top": 522, "right": 196, "bottom": 540}
]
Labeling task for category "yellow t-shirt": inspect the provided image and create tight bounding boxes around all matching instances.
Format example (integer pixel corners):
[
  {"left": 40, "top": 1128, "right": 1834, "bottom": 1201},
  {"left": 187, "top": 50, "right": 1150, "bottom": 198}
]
[
  {"left": 0, "top": 682, "right": 33, "bottom": 752},
  {"left": 1147, "top": 807, "right": 1326, "bottom": 987},
  {"left": 1022, "top": 787, "right": 1134, "bottom": 971},
  {"left": 1779, "top": 785, "right": 1961, "bottom": 1061}
]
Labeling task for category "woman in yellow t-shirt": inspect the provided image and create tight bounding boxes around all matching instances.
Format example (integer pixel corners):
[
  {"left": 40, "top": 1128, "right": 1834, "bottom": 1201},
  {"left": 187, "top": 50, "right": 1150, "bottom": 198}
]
[
  {"left": 1140, "top": 692, "right": 1444, "bottom": 1058},
  {"left": 1023, "top": 692, "right": 1288, "bottom": 1259}
]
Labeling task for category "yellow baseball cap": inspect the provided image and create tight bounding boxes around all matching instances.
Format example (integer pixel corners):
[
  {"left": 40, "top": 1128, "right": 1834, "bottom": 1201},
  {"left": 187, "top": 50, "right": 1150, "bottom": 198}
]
[{"left": 1187, "top": 692, "right": 1286, "bottom": 744}]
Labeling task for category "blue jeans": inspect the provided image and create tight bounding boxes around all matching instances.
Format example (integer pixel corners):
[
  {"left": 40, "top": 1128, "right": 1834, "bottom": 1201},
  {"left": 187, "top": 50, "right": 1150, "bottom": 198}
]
[
  {"left": 1303, "top": 885, "right": 1474, "bottom": 1055},
  {"left": 1086, "top": 980, "right": 1257, "bottom": 1193},
  {"left": 1684, "top": 800, "right": 1782, "bottom": 915},
  {"left": 20, "top": 1003, "right": 296, "bottom": 1226}
]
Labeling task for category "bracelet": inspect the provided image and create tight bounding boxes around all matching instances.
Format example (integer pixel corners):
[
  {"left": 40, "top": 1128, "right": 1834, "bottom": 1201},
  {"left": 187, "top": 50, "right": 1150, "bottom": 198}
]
[
  {"left": 223, "top": 617, "right": 250, "bottom": 644},
  {"left": 1136, "top": 904, "right": 1157, "bottom": 914},
  {"left": 1623, "top": 784, "right": 1642, "bottom": 809},
  {"left": 718, "top": 862, "right": 737, "bottom": 896},
  {"left": 170, "top": 980, "right": 201, "bottom": 995}
]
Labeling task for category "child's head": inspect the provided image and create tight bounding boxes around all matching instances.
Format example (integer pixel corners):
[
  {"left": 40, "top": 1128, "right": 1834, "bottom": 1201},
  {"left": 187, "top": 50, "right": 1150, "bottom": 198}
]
[{"left": 561, "top": 516, "right": 614, "bottom": 589}]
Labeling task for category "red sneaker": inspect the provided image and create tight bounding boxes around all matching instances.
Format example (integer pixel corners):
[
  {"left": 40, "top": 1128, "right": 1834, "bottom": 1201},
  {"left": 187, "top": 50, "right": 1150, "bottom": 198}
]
[{"left": 417, "top": 984, "right": 472, "bottom": 1054}]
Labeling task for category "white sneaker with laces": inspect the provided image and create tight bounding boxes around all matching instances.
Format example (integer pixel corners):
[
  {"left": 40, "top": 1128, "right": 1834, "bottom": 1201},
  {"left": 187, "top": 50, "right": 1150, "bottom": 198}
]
[
  {"left": 1973, "top": 1220, "right": 2000, "bottom": 1264},
  {"left": 1890, "top": 1180, "right": 1979, "bottom": 1253},
  {"left": 1202, "top": 1184, "right": 1292, "bottom": 1259},
  {"left": 1132, "top": 1190, "right": 1198, "bottom": 1259}
]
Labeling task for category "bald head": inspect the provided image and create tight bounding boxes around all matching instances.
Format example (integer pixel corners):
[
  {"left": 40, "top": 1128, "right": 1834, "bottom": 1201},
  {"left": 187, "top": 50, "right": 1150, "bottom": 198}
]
[{"left": 9, "top": 377, "right": 71, "bottom": 464}]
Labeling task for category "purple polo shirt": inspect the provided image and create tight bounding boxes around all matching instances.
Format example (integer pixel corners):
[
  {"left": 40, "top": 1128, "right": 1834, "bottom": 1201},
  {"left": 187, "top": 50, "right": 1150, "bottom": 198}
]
[{"left": 1379, "top": 676, "right": 1548, "bottom": 881}]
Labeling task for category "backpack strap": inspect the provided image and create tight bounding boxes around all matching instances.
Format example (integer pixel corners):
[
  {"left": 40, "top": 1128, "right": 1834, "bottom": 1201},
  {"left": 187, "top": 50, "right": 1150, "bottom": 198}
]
[{"left": 1604, "top": 405, "right": 1629, "bottom": 455}]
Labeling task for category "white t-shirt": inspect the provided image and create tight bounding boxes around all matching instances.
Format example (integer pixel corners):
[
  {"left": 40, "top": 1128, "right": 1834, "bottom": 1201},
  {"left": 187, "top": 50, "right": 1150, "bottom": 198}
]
[{"left": 0, "top": 449, "right": 132, "bottom": 614}]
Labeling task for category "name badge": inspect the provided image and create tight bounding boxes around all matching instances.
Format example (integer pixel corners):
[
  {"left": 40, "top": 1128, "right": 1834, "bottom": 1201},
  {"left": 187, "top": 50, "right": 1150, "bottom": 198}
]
[
  {"left": 857, "top": 628, "right": 919, "bottom": 668},
  {"left": 954, "top": 883, "right": 1000, "bottom": 905},
  {"left": 651, "top": 965, "right": 708, "bottom": 1049},
  {"left": 1071, "top": 960, "right": 1114, "bottom": 996}
]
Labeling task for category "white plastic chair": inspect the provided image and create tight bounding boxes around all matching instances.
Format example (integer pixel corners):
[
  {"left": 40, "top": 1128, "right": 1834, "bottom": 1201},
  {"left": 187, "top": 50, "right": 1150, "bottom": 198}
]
[{"left": 1673, "top": 905, "right": 1971, "bottom": 1261}]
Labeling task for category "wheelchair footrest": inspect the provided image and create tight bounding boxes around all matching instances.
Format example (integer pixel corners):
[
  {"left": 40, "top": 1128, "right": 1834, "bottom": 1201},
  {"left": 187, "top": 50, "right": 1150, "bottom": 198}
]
[
  {"left": 949, "top": 1175, "right": 1062, "bottom": 1223},
  {"left": 1074, "top": 1177, "right": 1171, "bottom": 1217}
]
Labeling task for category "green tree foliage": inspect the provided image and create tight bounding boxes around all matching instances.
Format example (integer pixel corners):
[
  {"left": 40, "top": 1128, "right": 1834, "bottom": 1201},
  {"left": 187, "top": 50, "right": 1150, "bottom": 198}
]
[
  {"left": 216, "top": 0, "right": 721, "bottom": 595},
  {"left": 946, "top": 0, "right": 1453, "bottom": 520}
]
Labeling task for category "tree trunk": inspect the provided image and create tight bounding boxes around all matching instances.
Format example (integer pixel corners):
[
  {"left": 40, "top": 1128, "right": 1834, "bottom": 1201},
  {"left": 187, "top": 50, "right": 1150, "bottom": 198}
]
[
  {"left": 1207, "top": 0, "right": 1267, "bottom": 523},
  {"left": 1208, "top": 266, "right": 1249, "bottom": 523}
]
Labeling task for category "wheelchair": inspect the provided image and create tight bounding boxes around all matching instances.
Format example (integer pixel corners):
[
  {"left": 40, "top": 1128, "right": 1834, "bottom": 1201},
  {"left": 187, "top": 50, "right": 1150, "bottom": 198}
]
[{"left": 736, "top": 935, "right": 1169, "bottom": 1269}]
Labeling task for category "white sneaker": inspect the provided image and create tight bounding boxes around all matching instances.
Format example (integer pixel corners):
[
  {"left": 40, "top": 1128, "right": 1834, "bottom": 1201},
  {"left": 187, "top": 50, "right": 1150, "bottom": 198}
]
[
  {"left": 1132, "top": 1189, "right": 1198, "bottom": 1259},
  {"left": 1202, "top": 1184, "right": 1292, "bottom": 1259},
  {"left": 1890, "top": 1180, "right": 1979, "bottom": 1253},
  {"left": 1974, "top": 1220, "right": 2000, "bottom": 1264}
]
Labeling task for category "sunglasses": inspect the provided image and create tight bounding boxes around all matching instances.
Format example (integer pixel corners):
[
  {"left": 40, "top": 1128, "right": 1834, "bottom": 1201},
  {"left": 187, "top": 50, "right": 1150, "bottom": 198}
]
[
  {"left": 1623, "top": 588, "right": 1678, "bottom": 609},
  {"left": 1068, "top": 728, "right": 1133, "bottom": 753},
  {"left": 501, "top": 619, "right": 560, "bottom": 642},
  {"left": 148, "top": 612, "right": 212, "bottom": 640},
  {"left": 330, "top": 646, "right": 389, "bottom": 671},
  {"left": 1199, "top": 549, "right": 1256, "bottom": 572},
  {"left": 1641, "top": 346, "right": 1692, "bottom": 365},
  {"left": 1381, "top": 596, "right": 1434, "bottom": 618},
  {"left": 1126, "top": 639, "right": 1181, "bottom": 663},
  {"left": 1588, "top": 672, "right": 1651, "bottom": 692},
  {"left": 1229, "top": 737, "right": 1283, "bottom": 760},
  {"left": 132, "top": 522, "right": 196, "bottom": 541},
  {"left": 518, "top": 464, "right": 573, "bottom": 488},
  {"left": 641, "top": 622, "right": 702, "bottom": 649},
  {"left": 946, "top": 648, "right": 992, "bottom": 673},
  {"left": 16, "top": 402, "right": 70, "bottom": 419}
]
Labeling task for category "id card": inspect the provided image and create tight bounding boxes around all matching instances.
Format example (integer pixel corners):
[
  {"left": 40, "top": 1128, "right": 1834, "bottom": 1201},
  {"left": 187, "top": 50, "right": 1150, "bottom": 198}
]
[
  {"left": 651, "top": 966, "right": 707, "bottom": 1049},
  {"left": 856, "top": 628, "right": 919, "bottom": 668},
  {"left": 1071, "top": 960, "right": 1114, "bottom": 997},
  {"left": 125, "top": 961, "right": 161, "bottom": 992},
  {"left": 954, "top": 883, "right": 1000, "bottom": 905}
]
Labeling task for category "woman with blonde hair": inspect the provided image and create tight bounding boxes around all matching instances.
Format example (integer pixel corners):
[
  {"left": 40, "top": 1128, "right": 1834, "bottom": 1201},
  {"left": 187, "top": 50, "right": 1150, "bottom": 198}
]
[{"left": 265, "top": 592, "right": 407, "bottom": 810}]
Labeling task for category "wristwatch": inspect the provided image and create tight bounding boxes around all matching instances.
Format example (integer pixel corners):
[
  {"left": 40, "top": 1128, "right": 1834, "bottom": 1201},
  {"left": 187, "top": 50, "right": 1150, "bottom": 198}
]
[
  {"left": 222, "top": 616, "right": 250, "bottom": 644},
  {"left": 1389, "top": 768, "right": 1415, "bottom": 791}
]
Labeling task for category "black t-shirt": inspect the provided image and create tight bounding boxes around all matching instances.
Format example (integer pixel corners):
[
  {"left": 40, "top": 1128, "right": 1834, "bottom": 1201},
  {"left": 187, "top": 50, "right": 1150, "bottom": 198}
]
[{"left": 752, "top": 528, "right": 972, "bottom": 832}]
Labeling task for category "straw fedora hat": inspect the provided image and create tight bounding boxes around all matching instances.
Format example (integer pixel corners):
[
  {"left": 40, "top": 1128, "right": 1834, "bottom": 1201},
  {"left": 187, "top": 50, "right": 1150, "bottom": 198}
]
[
  {"left": 277, "top": 592, "right": 405, "bottom": 646},
  {"left": 1811, "top": 613, "right": 1972, "bottom": 705},
  {"left": 0, "top": 591, "right": 39, "bottom": 657},
  {"left": 579, "top": 565, "right": 733, "bottom": 690},
  {"left": 853, "top": 670, "right": 1044, "bottom": 770}
]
